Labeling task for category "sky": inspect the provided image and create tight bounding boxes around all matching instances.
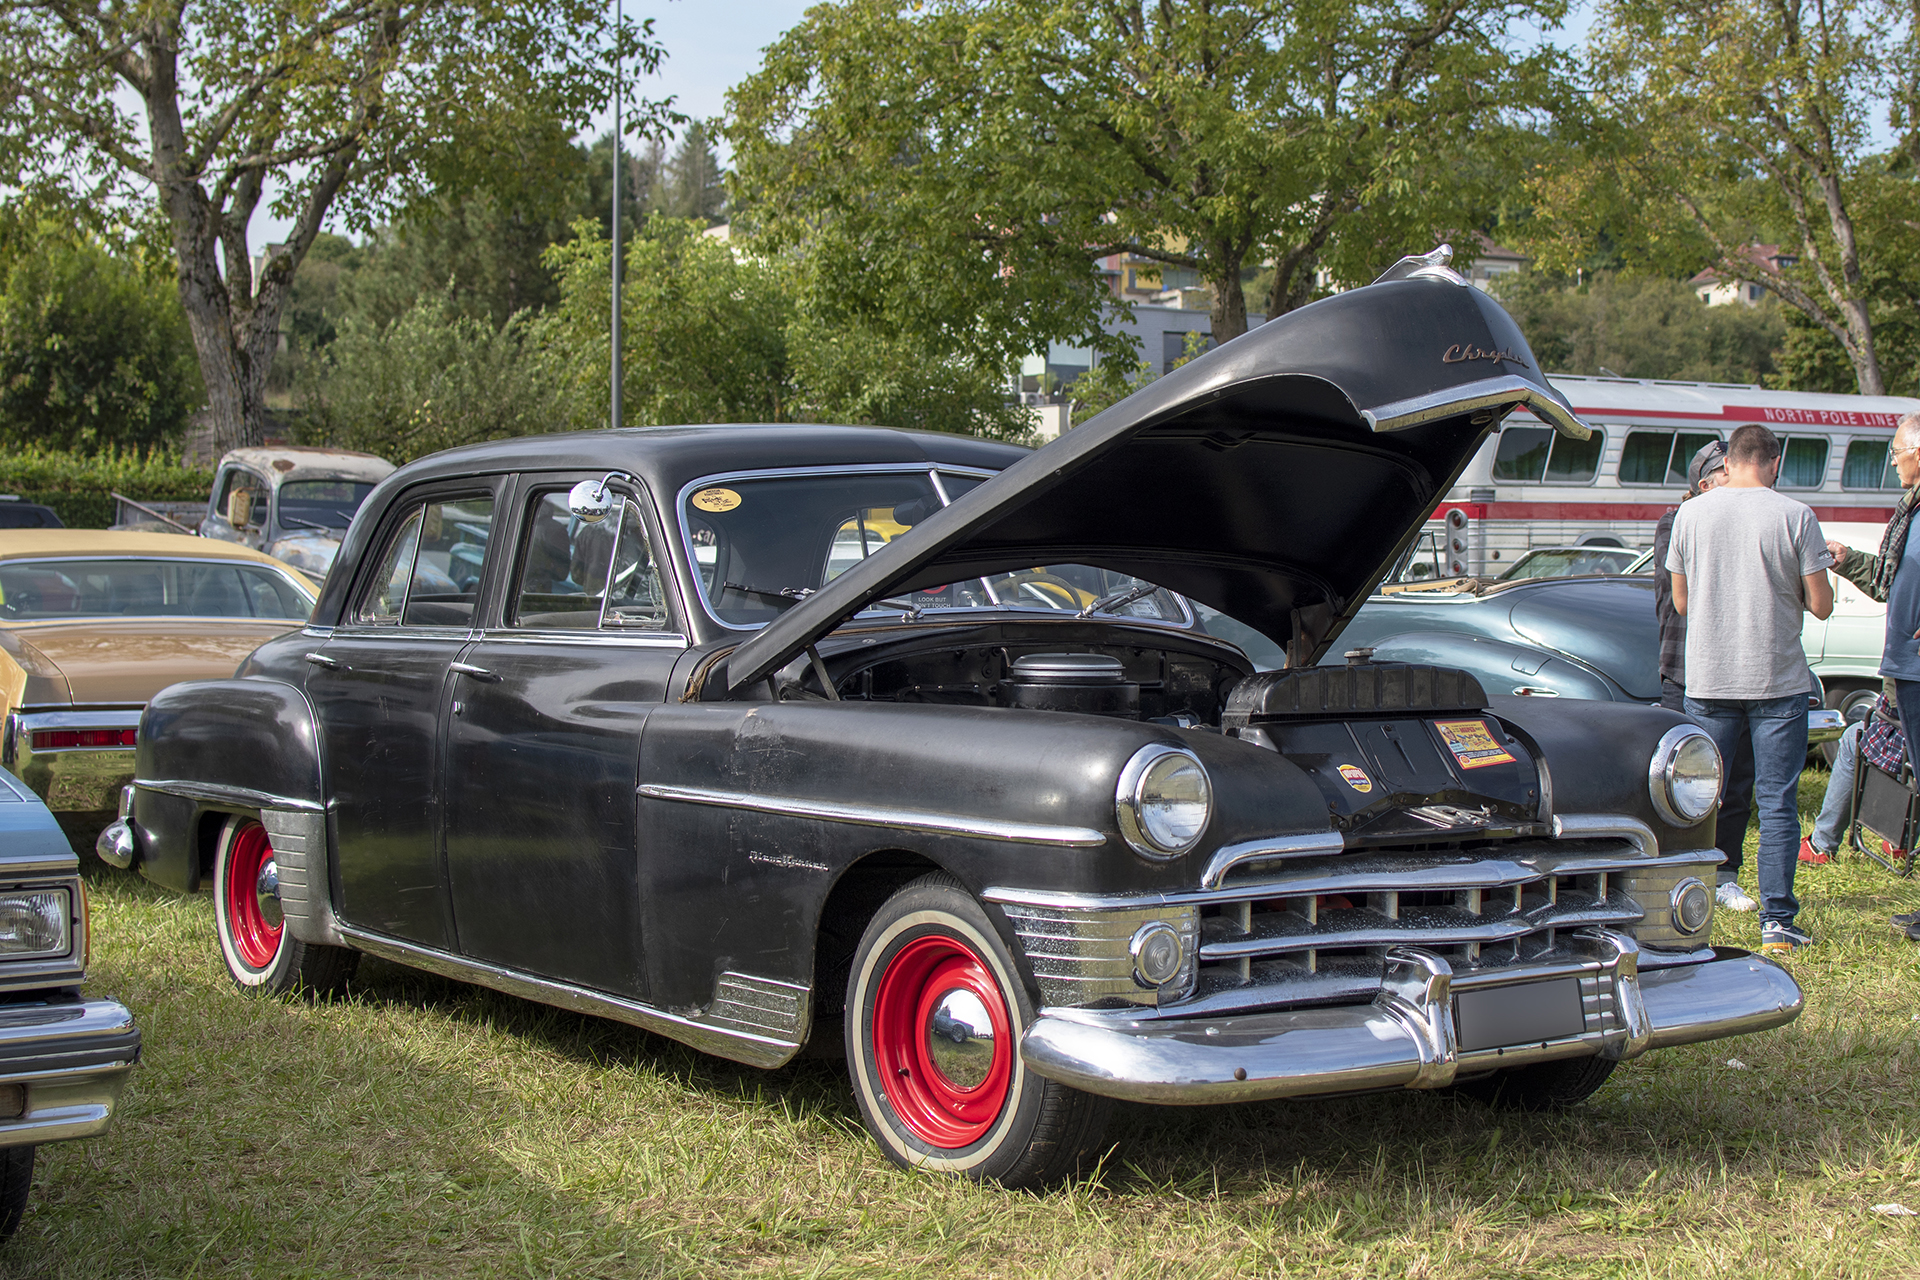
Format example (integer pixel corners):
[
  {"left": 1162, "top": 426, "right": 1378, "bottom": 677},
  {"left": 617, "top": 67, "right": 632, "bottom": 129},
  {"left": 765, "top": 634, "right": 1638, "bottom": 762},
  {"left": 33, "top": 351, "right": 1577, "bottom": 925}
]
[{"left": 253, "top": 0, "right": 1594, "bottom": 254}]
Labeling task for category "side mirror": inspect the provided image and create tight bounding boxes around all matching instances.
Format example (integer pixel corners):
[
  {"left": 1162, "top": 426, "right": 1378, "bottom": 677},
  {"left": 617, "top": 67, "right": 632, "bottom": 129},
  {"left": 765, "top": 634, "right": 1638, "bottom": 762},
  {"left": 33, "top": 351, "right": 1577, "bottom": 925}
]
[
  {"left": 568, "top": 478, "right": 616, "bottom": 524},
  {"left": 228, "top": 489, "right": 253, "bottom": 528}
]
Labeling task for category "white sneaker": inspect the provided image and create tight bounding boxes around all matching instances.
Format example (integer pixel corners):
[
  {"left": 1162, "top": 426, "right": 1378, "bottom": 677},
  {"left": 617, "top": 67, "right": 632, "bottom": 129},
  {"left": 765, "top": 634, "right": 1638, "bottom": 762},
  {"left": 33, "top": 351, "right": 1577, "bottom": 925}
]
[{"left": 1716, "top": 881, "right": 1758, "bottom": 912}]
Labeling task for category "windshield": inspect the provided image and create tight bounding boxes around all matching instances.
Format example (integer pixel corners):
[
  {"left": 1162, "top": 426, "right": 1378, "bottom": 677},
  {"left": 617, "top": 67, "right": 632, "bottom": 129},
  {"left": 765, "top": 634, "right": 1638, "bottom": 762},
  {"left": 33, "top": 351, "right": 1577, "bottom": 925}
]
[
  {"left": 1497, "top": 547, "right": 1640, "bottom": 580},
  {"left": 277, "top": 480, "right": 379, "bottom": 531},
  {"left": 0, "top": 557, "right": 314, "bottom": 621},
  {"left": 681, "top": 469, "right": 1187, "bottom": 629}
]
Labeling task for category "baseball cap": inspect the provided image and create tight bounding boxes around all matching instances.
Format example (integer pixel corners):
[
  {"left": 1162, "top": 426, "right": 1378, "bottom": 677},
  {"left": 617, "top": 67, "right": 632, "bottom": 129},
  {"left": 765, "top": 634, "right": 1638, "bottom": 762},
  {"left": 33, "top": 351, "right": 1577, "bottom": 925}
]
[{"left": 1686, "top": 440, "right": 1729, "bottom": 496}]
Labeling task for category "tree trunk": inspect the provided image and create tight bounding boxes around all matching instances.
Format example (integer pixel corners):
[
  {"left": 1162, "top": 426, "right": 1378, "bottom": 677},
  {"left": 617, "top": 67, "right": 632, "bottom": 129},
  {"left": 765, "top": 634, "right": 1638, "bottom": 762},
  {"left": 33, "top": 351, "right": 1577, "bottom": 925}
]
[{"left": 1209, "top": 251, "right": 1249, "bottom": 344}]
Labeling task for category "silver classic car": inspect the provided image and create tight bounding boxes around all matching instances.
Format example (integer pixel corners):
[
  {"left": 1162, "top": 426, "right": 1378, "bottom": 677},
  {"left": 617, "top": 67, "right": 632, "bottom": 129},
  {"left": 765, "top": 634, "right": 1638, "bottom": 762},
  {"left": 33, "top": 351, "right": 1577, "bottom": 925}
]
[
  {"left": 0, "top": 767, "right": 139, "bottom": 1240},
  {"left": 199, "top": 447, "right": 396, "bottom": 583},
  {"left": 109, "top": 249, "right": 1801, "bottom": 1187}
]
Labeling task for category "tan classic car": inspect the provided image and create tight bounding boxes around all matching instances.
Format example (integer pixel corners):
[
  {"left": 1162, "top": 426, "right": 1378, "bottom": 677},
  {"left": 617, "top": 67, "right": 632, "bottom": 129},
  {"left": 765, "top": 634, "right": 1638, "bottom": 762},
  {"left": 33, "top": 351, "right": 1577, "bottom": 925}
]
[{"left": 0, "top": 531, "right": 315, "bottom": 818}]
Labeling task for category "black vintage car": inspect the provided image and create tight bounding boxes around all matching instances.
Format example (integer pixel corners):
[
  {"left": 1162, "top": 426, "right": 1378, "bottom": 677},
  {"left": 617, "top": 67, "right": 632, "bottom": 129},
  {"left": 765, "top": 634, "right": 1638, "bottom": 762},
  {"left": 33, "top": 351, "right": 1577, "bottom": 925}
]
[{"left": 102, "top": 250, "right": 1801, "bottom": 1187}]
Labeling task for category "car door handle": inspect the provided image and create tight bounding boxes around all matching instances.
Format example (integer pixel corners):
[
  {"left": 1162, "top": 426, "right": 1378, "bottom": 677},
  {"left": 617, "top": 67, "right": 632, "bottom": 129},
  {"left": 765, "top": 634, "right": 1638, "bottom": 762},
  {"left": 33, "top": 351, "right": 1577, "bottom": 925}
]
[
  {"left": 304, "top": 652, "right": 347, "bottom": 671},
  {"left": 448, "top": 662, "right": 497, "bottom": 681}
]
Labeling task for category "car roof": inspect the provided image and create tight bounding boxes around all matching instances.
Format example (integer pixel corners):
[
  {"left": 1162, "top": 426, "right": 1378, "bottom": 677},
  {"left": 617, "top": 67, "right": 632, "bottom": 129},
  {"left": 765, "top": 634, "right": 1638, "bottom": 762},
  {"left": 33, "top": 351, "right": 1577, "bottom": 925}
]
[
  {"left": 220, "top": 447, "right": 396, "bottom": 486},
  {"left": 0, "top": 529, "right": 302, "bottom": 568}
]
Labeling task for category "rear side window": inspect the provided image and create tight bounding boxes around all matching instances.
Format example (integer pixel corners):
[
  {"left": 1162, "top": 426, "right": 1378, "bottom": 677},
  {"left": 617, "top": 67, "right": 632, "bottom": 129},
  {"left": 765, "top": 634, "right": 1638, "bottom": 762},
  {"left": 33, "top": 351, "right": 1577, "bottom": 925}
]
[
  {"left": 510, "top": 490, "right": 670, "bottom": 631},
  {"left": 1842, "top": 439, "right": 1899, "bottom": 490},
  {"left": 353, "top": 496, "right": 495, "bottom": 627}
]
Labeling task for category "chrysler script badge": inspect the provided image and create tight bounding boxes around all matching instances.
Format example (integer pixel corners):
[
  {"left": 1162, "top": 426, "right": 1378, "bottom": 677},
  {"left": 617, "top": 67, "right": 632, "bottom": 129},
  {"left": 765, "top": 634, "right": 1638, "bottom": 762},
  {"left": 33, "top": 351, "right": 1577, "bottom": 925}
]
[{"left": 1441, "top": 342, "right": 1529, "bottom": 369}]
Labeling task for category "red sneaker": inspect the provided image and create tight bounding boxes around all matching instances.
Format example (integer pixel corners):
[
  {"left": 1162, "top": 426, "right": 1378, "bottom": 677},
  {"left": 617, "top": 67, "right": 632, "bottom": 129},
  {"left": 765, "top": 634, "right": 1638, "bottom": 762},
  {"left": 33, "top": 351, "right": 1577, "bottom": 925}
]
[
  {"left": 1887, "top": 841, "right": 1908, "bottom": 862},
  {"left": 1798, "top": 836, "right": 1829, "bottom": 864}
]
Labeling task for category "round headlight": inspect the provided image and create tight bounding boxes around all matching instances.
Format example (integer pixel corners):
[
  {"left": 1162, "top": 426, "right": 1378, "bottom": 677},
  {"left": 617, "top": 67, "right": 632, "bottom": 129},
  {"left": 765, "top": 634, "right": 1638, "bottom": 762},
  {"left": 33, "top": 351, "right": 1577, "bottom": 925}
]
[
  {"left": 1671, "top": 877, "right": 1713, "bottom": 934},
  {"left": 1116, "top": 745, "right": 1212, "bottom": 858},
  {"left": 1649, "top": 726, "right": 1722, "bottom": 826},
  {"left": 1129, "top": 921, "right": 1185, "bottom": 987}
]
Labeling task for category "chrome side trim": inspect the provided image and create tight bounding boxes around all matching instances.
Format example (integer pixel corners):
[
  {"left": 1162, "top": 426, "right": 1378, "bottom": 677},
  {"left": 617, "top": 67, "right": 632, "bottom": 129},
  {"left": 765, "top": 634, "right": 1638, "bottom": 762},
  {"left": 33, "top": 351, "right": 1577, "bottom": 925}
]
[
  {"left": 637, "top": 783, "right": 1107, "bottom": 848},
  {"left": 1201, "top": 832, "right": 1347, "bottom": 888},
  {"left": 1361, "top": 373, "right": 1593, "bottom": 441},
  {"left": 260, "top": 809, "right": 342, "bottom": 947},
  {"left": 999, "top": 901, "right": 1198, "bottom": 1009},
  {"left": 334, "top": 926, "right": 804, "bottom": 1068},
  {"left": 14, "top": 710, "right": 143, "bottom": 735},
  {"left": 133, "top": 779, "right": 324, "bottom": 813},
  {"left": 705, "top": 972, "right": 810, "bottom": 1041}
]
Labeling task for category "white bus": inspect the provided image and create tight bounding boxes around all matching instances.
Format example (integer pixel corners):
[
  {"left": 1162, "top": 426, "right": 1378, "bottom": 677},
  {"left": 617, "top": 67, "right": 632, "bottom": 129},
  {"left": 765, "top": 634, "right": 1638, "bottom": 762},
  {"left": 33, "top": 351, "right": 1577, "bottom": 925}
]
[{"left": 1419, "top": 374, "right": 1920, "bottom": 575}]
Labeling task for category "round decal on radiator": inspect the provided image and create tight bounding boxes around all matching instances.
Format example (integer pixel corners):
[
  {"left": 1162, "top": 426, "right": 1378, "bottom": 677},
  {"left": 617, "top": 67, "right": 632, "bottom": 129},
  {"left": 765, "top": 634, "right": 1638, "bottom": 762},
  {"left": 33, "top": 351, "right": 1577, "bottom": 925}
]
[{"left": 1337, "top": 764, "right": 1373, "bottom": 793}]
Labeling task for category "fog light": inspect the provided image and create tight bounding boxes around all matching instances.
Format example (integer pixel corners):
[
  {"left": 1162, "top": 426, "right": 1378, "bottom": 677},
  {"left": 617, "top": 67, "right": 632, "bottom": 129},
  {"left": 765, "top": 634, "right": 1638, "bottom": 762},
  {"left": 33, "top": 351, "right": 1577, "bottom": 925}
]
[
  {"left": 1671, "top": 877, "right": 1712, "bottom": 933},
  {"left": 0, "top": 890, "right": 70, "bottom": 959},
  {"left": 1130, "top": 921, "right": 1185, "bottom": 987}
]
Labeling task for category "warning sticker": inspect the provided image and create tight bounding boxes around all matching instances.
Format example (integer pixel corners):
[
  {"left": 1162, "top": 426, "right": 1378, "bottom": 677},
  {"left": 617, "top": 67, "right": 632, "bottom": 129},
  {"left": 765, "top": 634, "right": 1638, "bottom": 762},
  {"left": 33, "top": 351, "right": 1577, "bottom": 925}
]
[
  {"left": 1336, "top": 764, "right": 1374, "bottom": 793},
  {"left": 691, "top": 487, "right": 742, "bottom": 513},
  {"left": 1433, "top": 719, "right": 1518, "bottom": 770}
]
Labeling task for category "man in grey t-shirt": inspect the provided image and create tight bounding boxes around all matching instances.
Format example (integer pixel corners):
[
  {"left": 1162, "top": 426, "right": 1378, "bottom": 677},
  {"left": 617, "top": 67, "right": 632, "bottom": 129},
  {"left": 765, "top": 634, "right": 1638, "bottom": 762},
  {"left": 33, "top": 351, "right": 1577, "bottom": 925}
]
[{"left": 1667, "top": 423, "right": 1834, "bottom": 953}]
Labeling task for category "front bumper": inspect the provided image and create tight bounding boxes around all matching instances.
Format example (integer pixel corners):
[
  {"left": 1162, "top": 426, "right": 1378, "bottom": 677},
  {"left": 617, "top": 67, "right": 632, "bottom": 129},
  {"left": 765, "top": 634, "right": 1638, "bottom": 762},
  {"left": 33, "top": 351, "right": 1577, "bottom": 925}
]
[
  {"left": 1020, "top": 940, "right": 1800, "bottom": 1105},
  {"left": 0, "top": 997, "right": 141, "bottom": 1147}
]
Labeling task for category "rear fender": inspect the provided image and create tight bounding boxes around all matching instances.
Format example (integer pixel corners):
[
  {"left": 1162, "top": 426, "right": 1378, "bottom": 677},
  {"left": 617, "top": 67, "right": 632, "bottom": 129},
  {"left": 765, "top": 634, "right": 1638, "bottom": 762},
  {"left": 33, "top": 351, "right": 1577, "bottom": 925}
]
[
  {"left": 130, "top": 679, "right": 339, "bottom": 944},
  {"left": 1361, "top": 631, "right": 1624, "bottom": 702}
]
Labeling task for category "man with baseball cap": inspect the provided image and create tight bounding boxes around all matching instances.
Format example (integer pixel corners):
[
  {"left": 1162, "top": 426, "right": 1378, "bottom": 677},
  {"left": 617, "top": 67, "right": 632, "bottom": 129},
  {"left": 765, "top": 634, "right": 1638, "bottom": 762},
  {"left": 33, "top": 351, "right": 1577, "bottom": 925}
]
[{"left": 1653, "top": 439, "right": 1756, "bottom": 910}]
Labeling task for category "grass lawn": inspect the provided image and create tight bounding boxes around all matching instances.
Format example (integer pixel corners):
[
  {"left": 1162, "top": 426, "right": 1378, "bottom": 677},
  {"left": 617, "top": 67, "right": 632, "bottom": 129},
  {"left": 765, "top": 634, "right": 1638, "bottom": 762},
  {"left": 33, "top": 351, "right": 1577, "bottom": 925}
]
[{"left": 9, "top": 769, "right": 1920, "bottom": 1278}]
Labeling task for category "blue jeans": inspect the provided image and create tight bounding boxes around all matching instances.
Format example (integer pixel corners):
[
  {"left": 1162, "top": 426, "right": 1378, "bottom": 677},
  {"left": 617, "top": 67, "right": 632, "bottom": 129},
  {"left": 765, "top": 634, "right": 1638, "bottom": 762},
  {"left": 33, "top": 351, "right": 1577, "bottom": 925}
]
[
  {"left": 1685, "top": 694, "right": 1811, "bottom": 926},
  {"left": 1811, "top": 722, "right": 1862, "bottom": 852},
  {"left": 1665, "top": 678, "right": 1753, "bottom": 875}
]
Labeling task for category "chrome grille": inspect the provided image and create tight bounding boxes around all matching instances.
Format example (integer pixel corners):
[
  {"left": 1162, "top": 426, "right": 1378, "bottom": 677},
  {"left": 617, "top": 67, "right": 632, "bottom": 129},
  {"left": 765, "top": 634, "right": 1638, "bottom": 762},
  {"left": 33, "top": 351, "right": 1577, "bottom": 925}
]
[{"left": 999, "top": 902, "right": 1198, "bottom": 1009}]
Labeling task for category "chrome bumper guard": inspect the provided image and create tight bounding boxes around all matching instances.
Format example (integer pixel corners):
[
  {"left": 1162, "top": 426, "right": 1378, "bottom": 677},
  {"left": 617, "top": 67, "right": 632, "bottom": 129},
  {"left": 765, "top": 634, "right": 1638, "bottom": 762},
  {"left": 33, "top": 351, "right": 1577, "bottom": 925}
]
[
  {"left": 1019, "top": 932, "right": 1801, "bottom": 1105},
  {"left": 0, "top": 998, "right": 141, "bottom": 1147}
]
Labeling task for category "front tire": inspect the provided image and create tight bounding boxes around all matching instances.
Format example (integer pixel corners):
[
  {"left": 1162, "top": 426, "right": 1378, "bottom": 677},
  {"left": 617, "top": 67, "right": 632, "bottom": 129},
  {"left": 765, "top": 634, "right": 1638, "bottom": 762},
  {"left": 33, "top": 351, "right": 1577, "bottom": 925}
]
[
  {"left": 1455, "top": 1054, "right": 1618, "bottom": 1110},
  {"left": 0, "top": 1146, "right": 32, "bottom": 1242},
  {"left": 845, "top": 874, "right": 1110, "bottom": 1187},
  {"left": 212, "top": 816, "right": 358, "bottom": 996}
]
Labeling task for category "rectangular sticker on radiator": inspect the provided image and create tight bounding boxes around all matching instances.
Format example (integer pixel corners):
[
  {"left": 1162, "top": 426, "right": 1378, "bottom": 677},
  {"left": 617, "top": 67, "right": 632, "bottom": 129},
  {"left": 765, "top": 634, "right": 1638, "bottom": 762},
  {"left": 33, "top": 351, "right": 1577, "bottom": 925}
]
[
  {"left": 1453, "top": 977, "right": 1585, "bottom": 1052},
  {"left": 1432, "top": 718, "right": 1518, "bottom": 770}
]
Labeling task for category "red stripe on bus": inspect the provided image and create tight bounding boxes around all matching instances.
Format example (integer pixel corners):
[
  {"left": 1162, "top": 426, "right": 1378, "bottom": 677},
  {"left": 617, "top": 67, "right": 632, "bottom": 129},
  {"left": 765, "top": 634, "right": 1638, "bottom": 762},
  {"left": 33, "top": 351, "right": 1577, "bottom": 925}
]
[{"left": 1433, "top": 502, "right": 1895, "bottom": 523}]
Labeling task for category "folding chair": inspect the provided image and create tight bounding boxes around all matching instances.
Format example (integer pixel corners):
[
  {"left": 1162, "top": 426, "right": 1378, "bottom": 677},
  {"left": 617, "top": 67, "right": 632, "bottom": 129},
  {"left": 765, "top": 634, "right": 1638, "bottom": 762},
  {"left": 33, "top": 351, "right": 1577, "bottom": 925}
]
[{"left": 1849, "top": 716, "right": 1917, "bottom": 877}]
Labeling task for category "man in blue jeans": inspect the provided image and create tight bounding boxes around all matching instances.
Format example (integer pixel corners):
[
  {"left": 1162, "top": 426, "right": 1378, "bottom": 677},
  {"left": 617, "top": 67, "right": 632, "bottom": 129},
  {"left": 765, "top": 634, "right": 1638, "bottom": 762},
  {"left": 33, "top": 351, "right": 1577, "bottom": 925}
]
[{"left": 1668, "top": 423, "right": 1835, "bottom": 954}]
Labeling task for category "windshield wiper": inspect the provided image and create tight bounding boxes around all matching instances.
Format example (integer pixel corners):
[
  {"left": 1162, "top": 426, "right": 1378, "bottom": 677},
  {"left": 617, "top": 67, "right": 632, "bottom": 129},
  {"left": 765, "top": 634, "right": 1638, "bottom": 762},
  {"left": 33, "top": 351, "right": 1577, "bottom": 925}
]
[
  {"left": 279, "top": 513, "right": 343, "bottom": 533},
  {"left": 868, "top": 596, "right": 924, "bottom": 621},
  {"left": 1076, "top": 583, "right": 1159, "bottom": 619}
]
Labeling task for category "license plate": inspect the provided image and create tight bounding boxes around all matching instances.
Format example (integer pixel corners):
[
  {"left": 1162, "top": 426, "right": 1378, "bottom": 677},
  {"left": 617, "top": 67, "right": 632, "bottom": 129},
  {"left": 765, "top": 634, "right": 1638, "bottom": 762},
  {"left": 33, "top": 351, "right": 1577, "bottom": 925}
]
[{"left": 1453, "top": 978, "right": 1585, "bottom": 1052}]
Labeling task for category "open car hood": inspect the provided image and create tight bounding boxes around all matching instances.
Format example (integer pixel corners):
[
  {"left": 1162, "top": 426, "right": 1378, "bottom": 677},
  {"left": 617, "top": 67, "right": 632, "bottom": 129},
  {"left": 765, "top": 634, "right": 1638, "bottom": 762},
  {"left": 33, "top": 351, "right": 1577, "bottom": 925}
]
[{"left": 724, "top": 255, "right": 1590, "bottom": 696}]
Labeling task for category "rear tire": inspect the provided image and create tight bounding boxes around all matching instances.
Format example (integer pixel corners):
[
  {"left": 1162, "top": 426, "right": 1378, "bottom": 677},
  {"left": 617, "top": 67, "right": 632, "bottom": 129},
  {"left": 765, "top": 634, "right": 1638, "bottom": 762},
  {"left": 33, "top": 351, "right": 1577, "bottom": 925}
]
[
  {"left": 1824, "top": 681, "right": 1878, "bottom": 766},
  {"left": 845, "top": 874, "right": 1110, "bottom": 1187},
  {"left": 1455, "top": 1054, "right": 1618, "bottom": 1110},
  {"left": 0, "top": 1145, "right": 33, "bottom": 1242},
  {"left": 212, "top": 815, "right": 358, "bottom": 996}
]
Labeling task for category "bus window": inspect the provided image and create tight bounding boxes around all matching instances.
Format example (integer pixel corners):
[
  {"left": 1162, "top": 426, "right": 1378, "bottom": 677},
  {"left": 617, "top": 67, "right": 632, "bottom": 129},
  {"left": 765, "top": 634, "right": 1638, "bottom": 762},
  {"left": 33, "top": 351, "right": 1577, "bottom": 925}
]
[
  {"left": 1843, "top": 440, "right": 1900, "bottom": 489},
  {"left": 1493, "top": 426, "right": 1605, "bottom": 483},
  {"left": 1620, "top": 430, "right": 1721, "bottom": 485},
  {"left": 1778, "top": 437, "right": 1829, "bottom": 488}
]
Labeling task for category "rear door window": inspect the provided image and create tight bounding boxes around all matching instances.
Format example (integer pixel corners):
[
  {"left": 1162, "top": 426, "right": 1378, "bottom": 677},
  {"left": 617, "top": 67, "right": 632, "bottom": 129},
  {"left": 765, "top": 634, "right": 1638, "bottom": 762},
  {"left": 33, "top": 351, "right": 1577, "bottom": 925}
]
[{"left": 352, "top": 495, "right": 496, "bottom": 627}]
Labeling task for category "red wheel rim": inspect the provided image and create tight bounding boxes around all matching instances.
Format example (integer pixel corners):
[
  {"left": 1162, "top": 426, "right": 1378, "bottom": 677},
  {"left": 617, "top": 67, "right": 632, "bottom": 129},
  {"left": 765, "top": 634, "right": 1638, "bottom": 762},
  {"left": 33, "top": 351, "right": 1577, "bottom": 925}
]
[
  {"left": 224, "top": 823, "right": 281, "bottom": 969},
  {"left": 871, "top": 934, "right": 1013, "bottom": 1149}
]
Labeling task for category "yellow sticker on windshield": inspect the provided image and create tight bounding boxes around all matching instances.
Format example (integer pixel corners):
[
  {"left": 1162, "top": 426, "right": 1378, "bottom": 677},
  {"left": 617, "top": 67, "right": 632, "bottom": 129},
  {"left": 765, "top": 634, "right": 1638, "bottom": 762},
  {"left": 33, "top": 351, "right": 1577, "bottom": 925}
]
[
  {"left": 691, "top": 487, "right": 742, "bottom": 513},
  {"left": 1337, "top": 765, "right": 1373, "bottom": 793},
  {"left": 1434, "top": 718, "right": 1517, "bottom": 770}
]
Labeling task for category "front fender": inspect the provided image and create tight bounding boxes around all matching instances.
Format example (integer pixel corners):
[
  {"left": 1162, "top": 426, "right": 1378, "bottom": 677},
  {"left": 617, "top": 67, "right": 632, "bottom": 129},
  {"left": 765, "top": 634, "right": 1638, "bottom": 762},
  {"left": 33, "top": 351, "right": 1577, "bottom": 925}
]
[
  {"left": 1363, "top": 631, "right": 1626, "bottom": 702},
  {"left": 131, "top": 678, "right": 324, "bottom": 894}
]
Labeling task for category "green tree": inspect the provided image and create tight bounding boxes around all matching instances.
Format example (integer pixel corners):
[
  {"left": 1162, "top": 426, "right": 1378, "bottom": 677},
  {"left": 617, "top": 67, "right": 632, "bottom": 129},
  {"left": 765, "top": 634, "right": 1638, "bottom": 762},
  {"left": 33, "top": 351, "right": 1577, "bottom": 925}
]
[
  {"left": 0, "top": 219, "right": 201, "bottom": 451},
  {"left": 1492, "top": 273, "right": 1787, "bottom": 384},
  {"left": 0, "top": 0, "right": 670, "bottom": 452},
  {"left": 653, "top": 122, "right": 727, "bottom": 225},
  {"left": 1521, "top": 0, "right": 1919, "bottom": 394},
  {"left": 301, "top": 288, "right": 559, "bottom": 463},
  {"left": 727, "top": 0, "right": 1575, "bottom": 372}
]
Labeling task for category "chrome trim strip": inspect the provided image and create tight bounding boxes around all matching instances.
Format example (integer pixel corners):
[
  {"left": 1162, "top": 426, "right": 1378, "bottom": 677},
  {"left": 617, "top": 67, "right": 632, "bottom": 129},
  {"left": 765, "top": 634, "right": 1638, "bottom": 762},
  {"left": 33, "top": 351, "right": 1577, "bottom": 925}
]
[
  {"left": 1201, "top": 832, "right": 1347, "bottom": 888},
  {"left": 470, "top": 631, "right": 689, "bottom": 649},
  {"left": 133, "top": 778, "right": 324, "bottom": 812},
  {"left": 15, "top": 711, "right": 142, "bottom": 731},
  {"left": 0, "top": 861, "right": 81, "bottom": 880},
  {"left": 637, "top": 783, "right": 1108, "bottom": 848},
  {"left": 334, "top": 926, "right": 803, "bottom": 1068},
  {"left": 1551, "top": 812, "right": 1657, "bottom": 856},
  {"left": 1361, "top": 373, "right": 1594, "bottom": 441}
]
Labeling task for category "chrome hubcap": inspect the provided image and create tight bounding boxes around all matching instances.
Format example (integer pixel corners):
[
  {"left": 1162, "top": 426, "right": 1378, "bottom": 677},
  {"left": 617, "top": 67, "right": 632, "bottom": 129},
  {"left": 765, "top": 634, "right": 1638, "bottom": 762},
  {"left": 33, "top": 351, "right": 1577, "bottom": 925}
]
[
  {"left": 255, "top": 859, "right": 283, "bottom": 930},
  {"left": 924, "top": 988, "right": 995, "bottom": 1089}
]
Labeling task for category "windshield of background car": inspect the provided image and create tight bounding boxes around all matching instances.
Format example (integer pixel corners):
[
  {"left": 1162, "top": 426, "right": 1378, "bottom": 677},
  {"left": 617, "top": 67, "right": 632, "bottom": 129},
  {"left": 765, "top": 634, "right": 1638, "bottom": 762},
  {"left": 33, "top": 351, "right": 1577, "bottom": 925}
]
[
  {"left": 1497, "top": 548, "right": 1640, "bottom": 580},
  {"left": 277, "top": 480, "right": 378, "bottom": 531},
  {"left": 0, "top": 558, "right": 313, "bottom": 621},
  {"left": 680, "top": 470, "right": 1187, "bottom": 629}
]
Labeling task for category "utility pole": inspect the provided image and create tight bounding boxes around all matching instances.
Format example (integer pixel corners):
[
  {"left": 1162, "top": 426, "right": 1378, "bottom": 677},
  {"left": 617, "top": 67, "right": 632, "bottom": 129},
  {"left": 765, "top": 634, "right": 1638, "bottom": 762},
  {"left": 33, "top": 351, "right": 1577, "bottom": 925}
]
[{"left": 609, "top": 0, "right": 623, "bottom": 433}]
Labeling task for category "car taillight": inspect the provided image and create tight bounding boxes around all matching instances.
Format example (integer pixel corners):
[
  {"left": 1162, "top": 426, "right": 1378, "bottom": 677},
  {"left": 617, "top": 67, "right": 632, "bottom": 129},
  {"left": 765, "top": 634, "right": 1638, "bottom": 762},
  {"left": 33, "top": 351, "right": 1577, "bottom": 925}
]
[{"left": 30, "top": 728, "right": 137, "bottom": 750}]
